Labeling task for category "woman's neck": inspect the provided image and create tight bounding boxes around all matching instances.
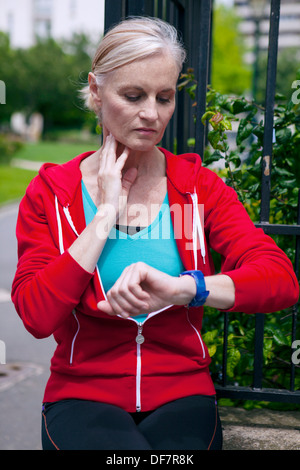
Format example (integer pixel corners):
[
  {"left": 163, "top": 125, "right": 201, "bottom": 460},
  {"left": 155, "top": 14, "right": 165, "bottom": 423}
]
[{"left": 122, "top": 146, "right": 166, "bottom": 178}]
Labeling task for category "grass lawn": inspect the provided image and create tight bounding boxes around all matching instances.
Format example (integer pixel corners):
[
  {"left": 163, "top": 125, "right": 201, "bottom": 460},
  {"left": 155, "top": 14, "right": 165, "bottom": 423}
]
[
  {"left": 0, "top": 140, "right": 99, "bottom": 206},
  {"left": 13, "top": 140, "right": 99, "bottom": 163},
  {"left": 0, "top": 165, "right": 38, "bottom": 205}
]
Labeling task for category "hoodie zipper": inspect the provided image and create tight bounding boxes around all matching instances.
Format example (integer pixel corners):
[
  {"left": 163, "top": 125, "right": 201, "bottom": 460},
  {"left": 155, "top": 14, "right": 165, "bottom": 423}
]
[
  {"left": 135, "top": 323, "right": 144, "bottom": 412},
  {"left": 130, "top": 307, "right": 171, "bottom": 412}
]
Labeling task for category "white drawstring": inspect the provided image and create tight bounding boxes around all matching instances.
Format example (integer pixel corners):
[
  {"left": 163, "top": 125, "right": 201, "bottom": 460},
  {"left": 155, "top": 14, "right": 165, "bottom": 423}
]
[
  {"left": 55, "top": 195, "right": 64, "bottom": 254},
  {"left": 63, "top": 206, "right": 79, "bottom": 237},
  {"left": 55, "top": 197, "right": 81, "bottom": 364},
  {"left": 188, "top": 192, "right": 206, "bottom": 267},
  {"left": 55, "top": 197, "right": 80, "bottom": 254},
  {"left": 70, "top": 310, "right": 80, "bottom": 365},
  {"left": 194, "top": 191, "right": 206, "bottom": 265}
]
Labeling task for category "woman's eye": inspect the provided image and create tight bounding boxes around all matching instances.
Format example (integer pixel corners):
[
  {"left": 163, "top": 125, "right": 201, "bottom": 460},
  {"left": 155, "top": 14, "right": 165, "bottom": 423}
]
[
  {"left": 158, "top": 97, "right": 171, "bottom": 104},
  {"left": 125, "top": 95, "right": 140, "bottom": 102}
]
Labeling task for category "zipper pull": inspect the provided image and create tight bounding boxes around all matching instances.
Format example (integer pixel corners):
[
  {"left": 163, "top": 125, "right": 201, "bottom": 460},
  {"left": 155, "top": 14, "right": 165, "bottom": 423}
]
[{"left": 136, "top": 324, "right": 145, "bottom": 344}]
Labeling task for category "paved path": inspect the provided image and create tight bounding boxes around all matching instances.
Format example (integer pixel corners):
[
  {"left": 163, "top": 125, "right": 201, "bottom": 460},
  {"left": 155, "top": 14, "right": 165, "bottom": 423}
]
[{"left": 0, "top": 203, "right": 55, "bottom": 450}]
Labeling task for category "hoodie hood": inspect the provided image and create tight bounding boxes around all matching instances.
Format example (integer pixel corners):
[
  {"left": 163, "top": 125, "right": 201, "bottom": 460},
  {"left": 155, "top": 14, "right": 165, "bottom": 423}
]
[
  {"left": 39, "top": 151, "right": 94, "bottom": 207},
  {"left": 163, "top": 148, "right": 203, "bottom": 194},
  {"left": 38, "top": 148, "right": 203, "bottom": 207}
]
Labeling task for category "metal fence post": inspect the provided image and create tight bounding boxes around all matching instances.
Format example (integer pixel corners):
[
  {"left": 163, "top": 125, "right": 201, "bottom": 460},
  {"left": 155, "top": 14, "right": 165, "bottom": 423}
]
[
  {"left": 260, "top": 0, "right": 281, "bottom": 223},
  {"left": 195, "top": 0, "right": 212, "bottom": 160}
]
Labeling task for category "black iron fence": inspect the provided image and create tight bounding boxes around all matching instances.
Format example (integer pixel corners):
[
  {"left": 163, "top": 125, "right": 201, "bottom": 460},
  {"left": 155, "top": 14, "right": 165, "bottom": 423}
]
[{"left": 104, "top": 0, "right": 300, "bottom": 404}]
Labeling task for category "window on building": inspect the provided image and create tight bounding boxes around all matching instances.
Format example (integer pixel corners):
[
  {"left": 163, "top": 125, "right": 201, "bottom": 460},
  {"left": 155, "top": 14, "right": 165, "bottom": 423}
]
[
  {"left": 33, "top": 0, "right": 52, "bottom": 40},
  {"left": 34, "top": 0, "right": 52, "bottom": 17}
]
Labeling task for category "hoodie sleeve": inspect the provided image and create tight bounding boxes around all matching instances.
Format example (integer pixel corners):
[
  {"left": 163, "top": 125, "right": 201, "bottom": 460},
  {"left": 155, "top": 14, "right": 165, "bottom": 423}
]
[
  {"left": 11, "top": 179, "right": 94, "bottom": 339},
  {"left": 200, "top": 169, "right": 299, "bottom": 314}
]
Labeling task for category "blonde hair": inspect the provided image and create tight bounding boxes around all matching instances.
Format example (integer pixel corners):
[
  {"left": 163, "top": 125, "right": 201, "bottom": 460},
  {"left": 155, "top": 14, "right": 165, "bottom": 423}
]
[{"left": 81, "top": 16, "right": 186, "bottom": 114}]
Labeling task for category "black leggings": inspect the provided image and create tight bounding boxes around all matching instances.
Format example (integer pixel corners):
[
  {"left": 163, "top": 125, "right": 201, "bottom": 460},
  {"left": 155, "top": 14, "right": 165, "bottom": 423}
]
[{"left": 41, "top": 395, "right": 223, "bottom": 450}]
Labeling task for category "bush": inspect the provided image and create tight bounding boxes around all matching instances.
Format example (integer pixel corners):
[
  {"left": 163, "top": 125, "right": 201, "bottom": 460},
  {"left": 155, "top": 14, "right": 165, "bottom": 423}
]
[
  {"left": 179, "top": 69, "right": 300, "bottom": 400},
  {"left": 0, "top": 134, "right": 23, "bottom": 164}
]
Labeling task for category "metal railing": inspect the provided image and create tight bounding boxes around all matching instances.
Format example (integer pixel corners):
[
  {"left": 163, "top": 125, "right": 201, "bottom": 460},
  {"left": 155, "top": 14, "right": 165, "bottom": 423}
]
[
  {"left": 104, "top": 0, "right": 300, "bottom": 404},
  {"left": 215, "top": 0, "right": 300, "bottom": 404}
]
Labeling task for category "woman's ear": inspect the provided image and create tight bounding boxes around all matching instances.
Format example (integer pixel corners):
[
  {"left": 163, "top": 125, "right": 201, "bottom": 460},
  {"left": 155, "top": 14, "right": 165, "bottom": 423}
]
[{"left": 88, "top": 72, "right": 102, "bottom": 108}]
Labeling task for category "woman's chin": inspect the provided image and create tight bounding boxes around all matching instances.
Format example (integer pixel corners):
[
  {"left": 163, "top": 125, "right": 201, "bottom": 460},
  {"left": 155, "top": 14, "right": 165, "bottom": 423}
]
[{"left": 109, "top": 131, "right": 161, "bottom": 154}]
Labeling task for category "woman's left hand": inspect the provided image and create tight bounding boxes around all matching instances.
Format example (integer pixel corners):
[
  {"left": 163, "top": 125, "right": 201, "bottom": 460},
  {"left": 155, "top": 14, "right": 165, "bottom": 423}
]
[{"left": 97, "top": 262, "right": 196, "bottom": 319}]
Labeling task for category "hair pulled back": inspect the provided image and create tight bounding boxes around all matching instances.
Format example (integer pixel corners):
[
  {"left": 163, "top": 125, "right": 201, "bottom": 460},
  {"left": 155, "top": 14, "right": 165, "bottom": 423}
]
[{"left": 81, "top": 16, "right": 186, "bottom": 113}]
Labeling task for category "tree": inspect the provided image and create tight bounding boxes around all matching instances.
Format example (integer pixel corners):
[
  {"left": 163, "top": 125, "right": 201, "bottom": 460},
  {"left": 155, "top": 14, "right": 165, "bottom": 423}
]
[
  {"left": 0, "top": 33, "right": 19, "bottom": 123},
  {"left": 0, "top": 33, "right": 96, "bottom": 133},
  {"left": 211, "top": 5, "right": 252, "bottom": 95}
]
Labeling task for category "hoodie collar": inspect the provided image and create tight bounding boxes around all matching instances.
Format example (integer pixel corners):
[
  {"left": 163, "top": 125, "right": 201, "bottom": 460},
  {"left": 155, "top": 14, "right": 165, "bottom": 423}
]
[
  {"left": 161, "top": 148, "right": 202, "bottom": 194},
  {"left": 38, "top": 148, "right": 202, "bottom": 207}
]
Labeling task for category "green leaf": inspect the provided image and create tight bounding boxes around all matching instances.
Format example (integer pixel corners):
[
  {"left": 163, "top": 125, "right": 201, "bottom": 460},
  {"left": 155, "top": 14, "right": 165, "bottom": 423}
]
[
  {"left": 275, "top": 93, "right": 287, "bottom": 101},
  {"left": 201, "top": 111, "right": 215, "bottom": 124},
  {"left": 264, "top": 325, "right": 290, "bottom": 347},
  {"left": 275, "top": 127, "right": 292, "bottom": 144},
  {"left": 232, "top": 98, "right": 255, "bottom": 115},
  {"left": 204, "top": 151, "right": 224, "bottom": 165},
  {"left": 221, "top": 116, "right": 233, "bottom": 131},
  {"left": 273, "top": 166, "right": 294, "bottom": 178},
  {"left": 263, "top": 338, "right": 273, "bottom": 362},
  {"left": 226, "top": 348, "right": 241, "bottom": 378},
  {"left": 202, "top": 329, "right": 219, "bottom": 345},
  {"left": 208, "top": 129, "right": 221, "bottom": 148},
  {"left": 208, "top": 344, "right": 217, "bottom": 357},
  {"left": 252, "top": 122, "right": 264, "bottom": 141},
  {"left": 236, "top": 119, "right": 254, "bottom": 145}
]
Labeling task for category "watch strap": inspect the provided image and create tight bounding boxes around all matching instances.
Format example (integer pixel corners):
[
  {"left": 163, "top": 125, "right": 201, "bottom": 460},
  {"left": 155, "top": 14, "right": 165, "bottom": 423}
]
[{"left": 180, "top": 270, "right": 210, "bottom": 307}]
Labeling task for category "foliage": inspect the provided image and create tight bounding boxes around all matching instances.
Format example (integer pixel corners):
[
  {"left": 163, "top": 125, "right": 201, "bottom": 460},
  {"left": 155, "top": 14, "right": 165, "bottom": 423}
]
[
  {"left": 211, "top": 5, "right": 252, "bottom": 95},
  {"left": 255, "top": 47, "right": 300, "bottom": 105},
  {"left": 179, "top": 68, "right": 300, "bottom": 226},
  {"left": 0, "top": 32, "right": 95, "bottom": 133},
  {"left": 0, "top": 134, "right": 23, "bottom": 163},
  {"left": 178, "top": 69, "right": 300, "bottom": 402}
]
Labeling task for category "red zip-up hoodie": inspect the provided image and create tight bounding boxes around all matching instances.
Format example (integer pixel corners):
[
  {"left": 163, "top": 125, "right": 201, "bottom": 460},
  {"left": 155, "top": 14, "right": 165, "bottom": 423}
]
[{"left": 11, "top": 148, "right": 299, "bottom": 412}]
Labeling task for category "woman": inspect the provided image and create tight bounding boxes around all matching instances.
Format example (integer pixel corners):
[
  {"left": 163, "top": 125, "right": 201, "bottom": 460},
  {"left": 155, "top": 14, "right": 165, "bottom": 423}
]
[{"left": 12, "top": 17, "right": 298, "bottom": 450}]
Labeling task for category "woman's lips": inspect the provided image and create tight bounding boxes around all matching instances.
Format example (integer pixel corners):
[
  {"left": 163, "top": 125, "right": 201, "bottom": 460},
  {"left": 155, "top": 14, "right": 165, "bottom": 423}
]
[{"left": 135, "top": 128, "right": 157, "bottom": 135}]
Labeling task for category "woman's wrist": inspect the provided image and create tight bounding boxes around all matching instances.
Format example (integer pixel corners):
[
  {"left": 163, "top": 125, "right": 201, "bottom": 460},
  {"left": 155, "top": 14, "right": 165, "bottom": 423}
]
[
  {"left": 94, "top": 205, "right": 117, "bottom": 240},
  {"left": 176, "top": 274, "right": 197, "bottom": 305},
  {"left": 180, "top": 271, "right": 210, "bottom": 307},
  {"left": 176, "top": 273, "right": 235, "bottom": 310}
]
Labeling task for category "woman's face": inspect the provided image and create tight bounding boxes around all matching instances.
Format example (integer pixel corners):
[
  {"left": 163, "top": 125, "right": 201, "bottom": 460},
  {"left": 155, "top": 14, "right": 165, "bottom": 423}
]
[{"left": 94, "top": 52, "right": 179, "bottom": 152}]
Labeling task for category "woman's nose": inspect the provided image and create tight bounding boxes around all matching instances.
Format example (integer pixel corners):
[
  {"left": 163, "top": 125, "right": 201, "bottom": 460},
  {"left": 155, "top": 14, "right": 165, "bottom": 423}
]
[{"left": 139, "top": 99, "right": 159, "bottom": 122}]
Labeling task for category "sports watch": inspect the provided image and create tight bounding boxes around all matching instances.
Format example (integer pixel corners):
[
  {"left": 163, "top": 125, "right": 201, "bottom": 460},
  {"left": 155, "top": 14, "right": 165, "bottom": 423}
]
[{"left": 180, "top": 270, "right": 210, "bottom": 307}]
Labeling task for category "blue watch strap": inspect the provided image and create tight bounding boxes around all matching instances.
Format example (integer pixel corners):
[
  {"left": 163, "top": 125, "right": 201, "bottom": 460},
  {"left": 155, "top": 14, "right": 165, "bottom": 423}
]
[{"left": 180, "top": 270, "right": 210, "bottom": 307}]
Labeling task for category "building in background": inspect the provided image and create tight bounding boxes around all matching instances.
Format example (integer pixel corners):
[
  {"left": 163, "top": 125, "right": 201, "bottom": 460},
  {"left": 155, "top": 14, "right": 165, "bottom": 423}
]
[
  {"left": 234, "top": 0, "right": 300, "bottom": 52},
  {"left": 0, "top": 0, "right": 105, "bottom": 48}
]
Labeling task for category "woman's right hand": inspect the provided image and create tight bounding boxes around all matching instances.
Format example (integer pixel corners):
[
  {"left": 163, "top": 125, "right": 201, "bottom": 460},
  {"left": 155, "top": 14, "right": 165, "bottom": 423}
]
[
  {"left": 97, "top": 134, "right": 137, "bottom": 219},
  {"left": 68, "top": 134, "right": 138, "bottom": 274}
]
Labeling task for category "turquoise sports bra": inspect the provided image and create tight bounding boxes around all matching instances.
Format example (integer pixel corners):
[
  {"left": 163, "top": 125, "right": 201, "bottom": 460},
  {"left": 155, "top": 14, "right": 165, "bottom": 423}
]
[{"left": 81, "top": 180, "right": 184, "bottom": 322}]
